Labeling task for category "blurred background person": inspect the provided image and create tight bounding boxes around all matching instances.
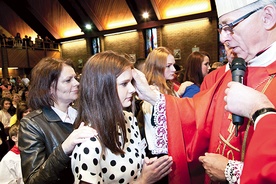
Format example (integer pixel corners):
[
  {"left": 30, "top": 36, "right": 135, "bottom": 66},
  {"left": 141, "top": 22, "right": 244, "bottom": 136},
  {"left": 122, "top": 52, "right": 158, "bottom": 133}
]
[
  {"left": 209, "top": 62, "right": 224, "bottom": 73},
  {"left": 0, "top": 124, "right": 24, "bottom": 184},
  {"left": 0, "top": 97, "right": 12, "bottom": 129},
  {"left": 10, "top": 101, "right": 31, "bottom": 127},
  {"left": 180, "top": 51, "right": 210, "bottom": 98}
]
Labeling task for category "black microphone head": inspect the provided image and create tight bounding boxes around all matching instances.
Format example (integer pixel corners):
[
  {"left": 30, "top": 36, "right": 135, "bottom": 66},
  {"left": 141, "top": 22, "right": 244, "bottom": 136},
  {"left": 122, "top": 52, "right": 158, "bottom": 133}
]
[{"left": 231, "top": 57, "right": 246, "bottom": 72}]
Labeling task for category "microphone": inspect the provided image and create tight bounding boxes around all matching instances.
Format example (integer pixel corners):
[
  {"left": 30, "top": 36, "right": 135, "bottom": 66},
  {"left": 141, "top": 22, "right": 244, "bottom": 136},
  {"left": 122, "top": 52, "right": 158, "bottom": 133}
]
[{"left": 230, "top": 57, "right": 246, "bottom": 136}]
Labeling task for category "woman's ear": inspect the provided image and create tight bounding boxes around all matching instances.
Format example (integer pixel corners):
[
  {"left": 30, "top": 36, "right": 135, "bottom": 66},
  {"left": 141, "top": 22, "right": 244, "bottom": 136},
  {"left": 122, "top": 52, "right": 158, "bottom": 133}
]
[{"left": 262, "top": 5, "right": 276, "bottom": 30}]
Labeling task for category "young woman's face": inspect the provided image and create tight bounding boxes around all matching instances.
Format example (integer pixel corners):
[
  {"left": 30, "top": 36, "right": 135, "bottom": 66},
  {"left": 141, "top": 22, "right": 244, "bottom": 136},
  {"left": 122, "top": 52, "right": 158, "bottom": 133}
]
[
  {"left": 201, "top": 56, "right": 210, "bottom": 77},
  {"left": 116, "top": 68, "right": 135, "bottom": 108},
  {"left": 51, "top": 64, "right": 79, "bottom": 106},
  {"left": 3, "top": 100, "right": 11, "bottom": 111},
  {"left": 13, "top": 95, "right": 20, "bottom": 103},
  {"left": 164, "top": 54, "right": 176, "bottom": 80}
]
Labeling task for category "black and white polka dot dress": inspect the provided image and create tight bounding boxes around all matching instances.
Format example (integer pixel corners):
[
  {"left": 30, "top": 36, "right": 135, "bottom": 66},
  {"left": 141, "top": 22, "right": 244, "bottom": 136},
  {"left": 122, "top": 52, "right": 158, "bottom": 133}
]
[{"left": 71, "top": 111, "right": 146, "bottom": 184}]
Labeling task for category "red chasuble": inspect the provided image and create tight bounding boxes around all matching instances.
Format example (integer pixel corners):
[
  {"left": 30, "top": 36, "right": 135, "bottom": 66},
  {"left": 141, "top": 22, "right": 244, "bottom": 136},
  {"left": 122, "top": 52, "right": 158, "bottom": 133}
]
[
  {"left": 166, "top": 61, "right": 276, "bottom": 184},
  {"left": 240, "top": 113, "right": 276, "bottom": 184}
]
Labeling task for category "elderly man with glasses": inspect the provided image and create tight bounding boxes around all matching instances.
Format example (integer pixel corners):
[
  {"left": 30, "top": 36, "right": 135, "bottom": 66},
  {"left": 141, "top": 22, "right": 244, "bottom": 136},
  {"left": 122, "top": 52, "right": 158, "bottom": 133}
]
[{"left": 132, "top": 0, "right": 276, "bottom": 183}]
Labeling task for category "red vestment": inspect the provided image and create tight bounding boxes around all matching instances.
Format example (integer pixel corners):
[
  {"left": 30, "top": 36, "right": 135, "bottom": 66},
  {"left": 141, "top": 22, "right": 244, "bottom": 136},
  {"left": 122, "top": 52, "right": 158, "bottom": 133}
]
[
  {"left": 240, "top": 113, "right": 276, "bottom": 184},
  {"left": 165, "top": 61, "right": 276, "bottom": 183},
  {"left": 200, "top": 64, "right": 228, "bottom": 91}
]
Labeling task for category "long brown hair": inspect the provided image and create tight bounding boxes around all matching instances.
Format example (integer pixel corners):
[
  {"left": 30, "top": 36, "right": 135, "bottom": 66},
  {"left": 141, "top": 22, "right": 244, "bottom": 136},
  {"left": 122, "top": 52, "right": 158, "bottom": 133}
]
[
  {"left": 143, "top": 47, "right": 175, "bottom": 95},
  {"left": 28, "top": 57, "right": 75, "bottom": 110},
  {"left": 75, "top": 51, "right": 133, "bottom": 154},
  {"left": 183, "top": 51, "right": 205, "bottom": 86}
]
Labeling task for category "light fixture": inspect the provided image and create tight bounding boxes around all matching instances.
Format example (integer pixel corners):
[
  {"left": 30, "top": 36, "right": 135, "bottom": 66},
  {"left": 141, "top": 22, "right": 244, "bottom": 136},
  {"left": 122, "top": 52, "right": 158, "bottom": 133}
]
[
  {"left": 142, "top": 12, "right": 149, "bottom": 19},
  {"left": 60, "top": 38, "right": 85, "bottom": 44},
  {"left": 104, "top": 30, "right": 136, "bottom": 36},
  {"left": 0, "top": 67, "right": 19, "bottom": 70},
  {"left": 85, "top": 24, "right": 92, "bottom": 30}
]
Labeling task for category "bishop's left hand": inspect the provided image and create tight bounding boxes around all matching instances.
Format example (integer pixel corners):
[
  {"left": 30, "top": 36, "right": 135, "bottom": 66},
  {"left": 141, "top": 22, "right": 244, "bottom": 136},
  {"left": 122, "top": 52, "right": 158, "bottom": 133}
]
[{"left": 199, "top": 153, "right": 228, "bottom": 181}]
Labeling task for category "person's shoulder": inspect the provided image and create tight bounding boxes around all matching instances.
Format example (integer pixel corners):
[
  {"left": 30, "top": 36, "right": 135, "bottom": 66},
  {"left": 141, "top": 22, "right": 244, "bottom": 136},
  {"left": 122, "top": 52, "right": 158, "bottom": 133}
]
[
  {"left": 74, "top": 136, "right": 102, "bottom": 154},
  {"left": 123, "top": 110, "right": 139, "bottom": 128},
  {"left": 182, "top": 84, "right": 200, "bottom": 98},
  {"left": 20, "top": 110, "right": 43, "bottom": 125},
  {"left": 187, "top": 84, "right": 200, "bottom": 92},
  {"left": 123, "top": 110, "right": 133, "bottom": 117},
  {"left": 201, "top": 65, "right": 229, "bottom": 91},
  {"left": 25, "top": 109, "right": 43, "bottom": 118},
  {"left": 0, "top": 150, "right": 18, "bottom": 163}
]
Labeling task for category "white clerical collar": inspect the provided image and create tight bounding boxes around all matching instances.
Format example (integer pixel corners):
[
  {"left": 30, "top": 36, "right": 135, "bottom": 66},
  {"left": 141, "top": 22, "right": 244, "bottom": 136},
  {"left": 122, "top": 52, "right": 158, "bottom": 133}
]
[
  {"left": 248, "top": 41, "right": 276, "bottom": 67},
  {"left": 51, "top": 106, "right": 77, "bottom": 124}
]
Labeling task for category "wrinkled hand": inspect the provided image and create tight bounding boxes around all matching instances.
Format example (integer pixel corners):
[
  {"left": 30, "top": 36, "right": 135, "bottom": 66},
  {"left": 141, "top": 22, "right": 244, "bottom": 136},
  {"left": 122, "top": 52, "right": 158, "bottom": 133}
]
[
  {"left": 199, "top": 153, "right": 228, "bottom": 181},
  {"left": 135, "top": 155, "right": 173, "bottom": 184},
  {"left": 62, "top": 122, "right": 98, "bottom": 155},
  {"left": 177, "top": 81, "right": 194, "bottom": 96},
  {"left": 224, "top": 82, "right": 274, "bottom": 119},
  {"left": 132, "top": 69, "right": 159, "bottom": 105}
]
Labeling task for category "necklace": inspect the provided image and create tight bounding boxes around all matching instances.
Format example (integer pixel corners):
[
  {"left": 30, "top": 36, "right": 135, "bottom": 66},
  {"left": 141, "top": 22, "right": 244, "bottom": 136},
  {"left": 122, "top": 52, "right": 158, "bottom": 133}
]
[{"left": 241, "top": 74, "right": 275, "bottom": 161}]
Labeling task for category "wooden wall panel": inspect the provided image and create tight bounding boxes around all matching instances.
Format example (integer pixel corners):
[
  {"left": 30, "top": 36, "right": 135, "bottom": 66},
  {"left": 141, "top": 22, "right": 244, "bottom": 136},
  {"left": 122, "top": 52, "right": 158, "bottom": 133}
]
[
  {"left": 0, "top": 1, "right": 37, "bottom": 38},
  {"left": 46, "top": 51, "right": 61, "bottom": 59},
  {"left": 7, "top": 49, "right": 28, "bottom": 67},
  {"left": 3, "top": 48, "right": 61, "bottom": 68},
  {"left": 28, "top": 50, "right": 46, "bottom": 68},
  {"left": 0, "top": 48, "right": 2, "bottom": 68}
]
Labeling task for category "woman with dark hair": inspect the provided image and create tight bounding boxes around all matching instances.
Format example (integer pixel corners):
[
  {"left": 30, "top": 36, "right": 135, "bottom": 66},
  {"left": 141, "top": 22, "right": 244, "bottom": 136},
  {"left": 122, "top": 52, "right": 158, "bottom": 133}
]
[
  {"left": 71, "top": 51, "right": 172, "bottom": 183},
  {"left": 0, "top": 97, "right": 12, "bottom": 128},
  {"left": 18, "top": 57, "right": 97, "bottom": 184},
  {"left": 181, "top": 51, "right": 211, "bottom": 98}
]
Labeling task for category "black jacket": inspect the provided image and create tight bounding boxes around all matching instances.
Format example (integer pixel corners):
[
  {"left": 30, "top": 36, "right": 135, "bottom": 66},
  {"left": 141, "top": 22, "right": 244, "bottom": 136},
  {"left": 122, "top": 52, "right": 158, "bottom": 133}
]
[{"left": 19, "top": 107, "right": 74, "bottom": 184}]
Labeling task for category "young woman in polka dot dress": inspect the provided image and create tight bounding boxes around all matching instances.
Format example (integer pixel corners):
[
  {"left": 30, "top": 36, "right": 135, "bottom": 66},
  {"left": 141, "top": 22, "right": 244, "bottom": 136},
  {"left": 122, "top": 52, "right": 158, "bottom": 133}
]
[{"left": 71, "top": 51, "right": 173, "bottom": 184}]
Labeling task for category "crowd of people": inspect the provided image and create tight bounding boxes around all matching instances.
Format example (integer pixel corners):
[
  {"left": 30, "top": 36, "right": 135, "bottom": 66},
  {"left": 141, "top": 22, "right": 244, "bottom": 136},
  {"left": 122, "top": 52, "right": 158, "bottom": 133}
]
[
  {"left": 0, "top": 75, "right": 30, "bottom": 183},
  {"left": 1, "top": 0, "right": 276, "bottom": 183},
  {"left": 0, "top": 32, "right": 58, "bottom": 49}
]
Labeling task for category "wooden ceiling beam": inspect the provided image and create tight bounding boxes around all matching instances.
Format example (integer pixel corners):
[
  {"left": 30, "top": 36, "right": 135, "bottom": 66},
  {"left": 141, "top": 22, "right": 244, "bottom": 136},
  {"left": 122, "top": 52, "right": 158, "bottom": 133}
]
[
  {"left": 78, "top": 1, "right": 104, "bottom": 31},
  {"left": 125, "top": 0, "right": 158, "bottom": 24},
  {"left": 58, "top": 0, "right": 99, "bottom": 34},
  {"left": 3, "top": 0, "right": 57, "bottom": 40}
]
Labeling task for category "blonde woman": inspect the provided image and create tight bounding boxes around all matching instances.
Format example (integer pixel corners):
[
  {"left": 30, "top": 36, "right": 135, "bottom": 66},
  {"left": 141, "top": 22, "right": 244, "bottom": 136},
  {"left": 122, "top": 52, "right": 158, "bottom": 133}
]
[{"left": 142, "top": 48, "right": 175, "bottom": 150}]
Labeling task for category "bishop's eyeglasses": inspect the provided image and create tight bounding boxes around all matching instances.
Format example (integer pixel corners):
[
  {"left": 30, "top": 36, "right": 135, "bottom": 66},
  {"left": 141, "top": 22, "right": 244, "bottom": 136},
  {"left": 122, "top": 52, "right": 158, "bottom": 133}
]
[{"left": 218, "top": 7, "right": 263, "bottom": 34}]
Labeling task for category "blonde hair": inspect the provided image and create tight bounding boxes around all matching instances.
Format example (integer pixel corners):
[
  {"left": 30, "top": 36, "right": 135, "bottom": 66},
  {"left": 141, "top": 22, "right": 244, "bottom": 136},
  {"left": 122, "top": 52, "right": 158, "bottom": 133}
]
[{"left": 143, "top": 47, "right": 176, "bottom": 95}]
